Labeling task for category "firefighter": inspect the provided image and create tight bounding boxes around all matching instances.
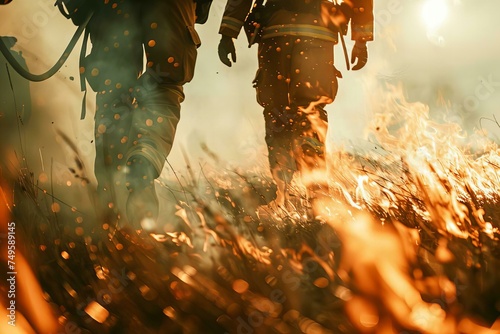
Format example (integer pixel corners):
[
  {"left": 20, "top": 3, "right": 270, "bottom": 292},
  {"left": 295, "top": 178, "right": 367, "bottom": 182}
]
[
  {"left": 81, "top": 0, "right": 201, "bottom": 230},
  {"left": 218, "top": 0, "right": 373, "bottom": 212}
]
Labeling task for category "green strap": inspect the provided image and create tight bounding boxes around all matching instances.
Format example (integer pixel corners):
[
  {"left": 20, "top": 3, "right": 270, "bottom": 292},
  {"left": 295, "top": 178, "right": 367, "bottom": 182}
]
[{"left": 79, "top": 28, "right": 90, "bottom": 119}]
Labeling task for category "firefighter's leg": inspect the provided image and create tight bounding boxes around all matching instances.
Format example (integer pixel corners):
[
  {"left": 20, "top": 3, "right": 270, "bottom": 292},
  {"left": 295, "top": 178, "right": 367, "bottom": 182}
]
[
  {"left": 263, "top": 106, "right": 296, "bottom": 206},
  {"left": 87, "top": 1, "right": 143, "bottom": 225},
  {"left": 124, "top": 0, "right": 197, "bottom": 230},
  {"left": 291, "top": 105, "right": 329, "bottom": 200},
  {"left": 257, "top": 37, "right": 295, "bottom": 207},
  {"left": 94, "top": 90, "right": 134, "bottom": 223},
  {"left": 125, "top": 83, "right": 183, "bottom": 230},
  {"left": 123, "top": 0, "right": 199, "bottom": 231},
  {"left": 289, "top": 38, "right": 337, "bottom": 200}
]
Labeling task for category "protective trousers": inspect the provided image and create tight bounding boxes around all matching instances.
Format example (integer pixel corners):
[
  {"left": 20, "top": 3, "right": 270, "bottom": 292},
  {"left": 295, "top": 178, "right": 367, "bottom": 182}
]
[
  {"left": 88, "top": 0, "right": 198, "bottom": 221},
  {"left": 255, "top": 32, "right": 338, "bottom": 204}
]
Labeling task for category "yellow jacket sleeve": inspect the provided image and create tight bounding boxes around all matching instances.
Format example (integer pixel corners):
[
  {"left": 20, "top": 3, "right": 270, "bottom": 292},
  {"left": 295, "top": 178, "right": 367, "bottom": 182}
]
[
  {"left": 219, "top": 0, "right": 254, "bottom": 38},
  {"left": 345, "top": 0, "right": 374, "bottom": 41}
]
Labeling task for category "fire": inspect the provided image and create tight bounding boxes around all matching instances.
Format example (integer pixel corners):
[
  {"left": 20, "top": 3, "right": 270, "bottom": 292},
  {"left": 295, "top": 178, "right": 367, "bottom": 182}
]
[
  {"left": 4, "top": 81, "right": 500, "bottom": 332},
  {"left": 304, "top": 81, "right": 500, "bottom": 332}
]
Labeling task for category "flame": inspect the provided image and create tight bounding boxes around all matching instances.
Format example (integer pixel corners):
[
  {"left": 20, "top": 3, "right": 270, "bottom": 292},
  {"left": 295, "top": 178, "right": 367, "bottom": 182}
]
[
  {"left": 304, "top": 81, "right": 500, "bottom": 332},
  {"left": 324, "top": 83, "right": 500, "bottom": 243},
  {"left": 6, "top": 68, "right": 500, "bottom": 333}
]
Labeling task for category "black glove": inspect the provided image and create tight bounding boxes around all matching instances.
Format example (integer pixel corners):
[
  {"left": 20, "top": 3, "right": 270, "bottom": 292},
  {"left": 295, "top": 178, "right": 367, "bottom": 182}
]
[
  {"left": 218, "top": 35, "right": 237, "bottom": 67},
  {"left": 351, "top": 40, "right": 368, "bottom": 71}
]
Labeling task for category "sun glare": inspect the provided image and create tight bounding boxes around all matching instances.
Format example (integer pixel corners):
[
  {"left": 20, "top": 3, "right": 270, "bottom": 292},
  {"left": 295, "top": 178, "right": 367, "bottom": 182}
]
[{"left": 422, "top": 0, "right": 449, "bottom": 32}]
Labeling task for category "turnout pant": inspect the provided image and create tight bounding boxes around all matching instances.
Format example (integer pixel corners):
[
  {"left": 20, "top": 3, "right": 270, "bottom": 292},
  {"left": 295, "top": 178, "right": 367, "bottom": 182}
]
[
  {"left": 87, "top": 0, "right": 198, "bottom": 214},
  {"left": 255, "top": 34, "right": 338, "bottom": 202}
]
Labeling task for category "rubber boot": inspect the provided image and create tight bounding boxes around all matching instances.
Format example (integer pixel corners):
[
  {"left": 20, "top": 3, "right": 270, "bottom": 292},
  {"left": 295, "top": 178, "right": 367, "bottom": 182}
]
[
  {"left": 271, "top": 164, "right": 294, "bottom": 207},
  {"left": 125, "top": 82, "right": 182, "bottom": 231},
  {"left": 125, "top": 155, "right": 159, "bottom": 231}
]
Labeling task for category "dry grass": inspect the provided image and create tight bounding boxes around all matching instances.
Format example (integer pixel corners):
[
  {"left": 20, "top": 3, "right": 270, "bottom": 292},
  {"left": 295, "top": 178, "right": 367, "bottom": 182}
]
[{"left": 4, "top": 85, "right": 500, "bottom": 333}]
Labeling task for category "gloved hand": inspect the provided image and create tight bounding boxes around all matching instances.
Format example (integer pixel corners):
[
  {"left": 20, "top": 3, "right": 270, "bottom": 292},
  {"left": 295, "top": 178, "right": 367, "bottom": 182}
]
[
  {"left": 351, "top": 40, "right": 368, "bottom": 71},
  {"left": 218, "top": 35, "right": 236, "bottom": 67}
]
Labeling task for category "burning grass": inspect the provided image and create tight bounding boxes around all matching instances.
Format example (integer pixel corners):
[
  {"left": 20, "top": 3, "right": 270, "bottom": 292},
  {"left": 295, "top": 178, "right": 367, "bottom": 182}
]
[{"left": 2, "top": 85, "right": 500, "bottom": 333}]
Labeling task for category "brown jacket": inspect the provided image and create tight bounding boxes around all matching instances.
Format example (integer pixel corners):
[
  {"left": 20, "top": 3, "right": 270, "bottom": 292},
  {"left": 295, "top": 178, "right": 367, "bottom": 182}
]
[{"left": 219, "top": 0, "right": 373, "bottom": 42}]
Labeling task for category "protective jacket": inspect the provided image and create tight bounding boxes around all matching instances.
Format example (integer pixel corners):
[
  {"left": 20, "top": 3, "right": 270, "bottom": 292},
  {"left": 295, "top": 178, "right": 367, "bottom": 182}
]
[{"left": 219, "top": 0, "right": 374, "bottom": 43}]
